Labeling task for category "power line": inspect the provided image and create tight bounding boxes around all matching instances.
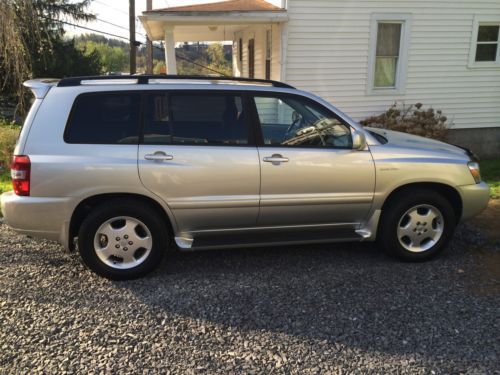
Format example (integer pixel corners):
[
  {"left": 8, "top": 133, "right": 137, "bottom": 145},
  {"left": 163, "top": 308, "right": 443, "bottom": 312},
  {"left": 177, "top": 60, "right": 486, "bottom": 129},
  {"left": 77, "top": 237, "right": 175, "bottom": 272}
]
[
  {"left": 94, "top": 0, "right": 129, "bottom": 15},
  {"left": 176, "top": 52, "right": 228, "bottom": 76},
  {"left": 95, "top": 18, "right": 128, "bottom": 32},
  {"left": 56, "top": 18, "right": 131, "bottom": 41},
  {"left": 49, "top": 18, "right": 228, "bottom": 76},
  {"left": 94, "top": 17, "right": 146, "bottom": 38},
  {"left": 153, "top": 44, "right": 228, "bottom": 76},
  {"left": 58, "top": 18, "right": 146, "bottom": 43}
]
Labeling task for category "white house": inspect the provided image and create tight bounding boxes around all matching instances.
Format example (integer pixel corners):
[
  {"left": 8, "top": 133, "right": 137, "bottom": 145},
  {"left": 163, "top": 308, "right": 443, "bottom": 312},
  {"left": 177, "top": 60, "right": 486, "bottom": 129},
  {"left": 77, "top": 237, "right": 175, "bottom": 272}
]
[{"left": 139, "top": 0, "right": 500, "bottom": 157}]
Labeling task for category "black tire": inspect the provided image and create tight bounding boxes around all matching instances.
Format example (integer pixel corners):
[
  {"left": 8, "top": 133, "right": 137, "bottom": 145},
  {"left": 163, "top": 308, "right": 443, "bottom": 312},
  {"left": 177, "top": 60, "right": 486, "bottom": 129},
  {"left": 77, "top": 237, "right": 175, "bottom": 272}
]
[
  {"left": 377, "top": 188, "right": 457, "bottom": 261},
  {"left": 78, "top": 199, "right": 168, "bottom": 280}
]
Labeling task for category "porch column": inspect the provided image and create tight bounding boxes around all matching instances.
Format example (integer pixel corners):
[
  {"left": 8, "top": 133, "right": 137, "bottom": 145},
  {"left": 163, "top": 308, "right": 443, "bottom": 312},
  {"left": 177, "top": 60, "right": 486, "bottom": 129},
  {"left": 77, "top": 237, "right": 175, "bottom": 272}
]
[{"left": 164, "top": 26, "right": 177, "bottom": 75}]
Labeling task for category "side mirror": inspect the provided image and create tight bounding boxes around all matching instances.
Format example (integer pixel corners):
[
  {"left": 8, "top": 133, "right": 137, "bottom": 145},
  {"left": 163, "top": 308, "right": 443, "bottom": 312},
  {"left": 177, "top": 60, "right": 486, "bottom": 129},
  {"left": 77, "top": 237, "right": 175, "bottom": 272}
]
[{"left": 352, "top": 130, "right": 367, "bottom": 150}]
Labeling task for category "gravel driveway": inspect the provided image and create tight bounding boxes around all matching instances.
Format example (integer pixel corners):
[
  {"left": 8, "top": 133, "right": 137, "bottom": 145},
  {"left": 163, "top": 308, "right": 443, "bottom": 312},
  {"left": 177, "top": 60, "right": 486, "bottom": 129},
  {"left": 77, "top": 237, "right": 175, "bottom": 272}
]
[{"left": 0, "top": 221, "right": 498, "bottom": 374}]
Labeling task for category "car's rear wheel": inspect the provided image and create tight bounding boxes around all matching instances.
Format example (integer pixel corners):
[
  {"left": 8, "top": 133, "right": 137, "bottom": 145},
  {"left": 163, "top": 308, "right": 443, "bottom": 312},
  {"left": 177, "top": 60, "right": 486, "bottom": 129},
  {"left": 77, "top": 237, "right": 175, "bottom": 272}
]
[
  {"left": 378, "top": 189, "right": 457, "bottom": 261},
  {"left": 78, "top": 200, "right": 168, "bottom": 280}
]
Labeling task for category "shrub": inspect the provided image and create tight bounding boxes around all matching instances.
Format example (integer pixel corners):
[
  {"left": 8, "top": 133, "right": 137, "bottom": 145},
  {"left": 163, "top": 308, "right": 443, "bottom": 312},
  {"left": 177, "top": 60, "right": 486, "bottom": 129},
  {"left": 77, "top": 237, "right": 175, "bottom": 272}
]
[
  {"left": 0, "top": 119, "right": 20, "bottom": 172},
  {"left": 360, "top": 102, "right": 451, "bottom": 141}
]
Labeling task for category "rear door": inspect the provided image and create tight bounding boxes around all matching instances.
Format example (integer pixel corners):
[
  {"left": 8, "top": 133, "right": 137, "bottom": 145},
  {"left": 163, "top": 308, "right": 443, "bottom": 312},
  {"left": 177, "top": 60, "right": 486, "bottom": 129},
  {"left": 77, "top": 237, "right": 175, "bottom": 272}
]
[
  {"left": 250, "top": 92, "right": 375, "bottom": 227},
  {"left": 138, "top": 90, "right": 260, "bottom": 233}
]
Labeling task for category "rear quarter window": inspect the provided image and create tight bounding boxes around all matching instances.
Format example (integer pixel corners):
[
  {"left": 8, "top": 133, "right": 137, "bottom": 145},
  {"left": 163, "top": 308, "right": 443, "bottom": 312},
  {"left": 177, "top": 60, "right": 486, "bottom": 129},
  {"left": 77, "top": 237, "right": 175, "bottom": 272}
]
[{"left": 64, "top": 92, "right": 141, "bottom": 144}]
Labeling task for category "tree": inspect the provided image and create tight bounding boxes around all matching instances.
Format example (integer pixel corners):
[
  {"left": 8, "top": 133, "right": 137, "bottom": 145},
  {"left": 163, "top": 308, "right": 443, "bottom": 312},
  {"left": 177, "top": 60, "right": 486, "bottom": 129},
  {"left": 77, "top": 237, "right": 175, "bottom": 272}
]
[
  {"left": 0, "top": 0, "right": 100, "bottom": 113},
  {"left": 77, "top": 40, "right": 129, "bottom": 73},
  {"left": 153, "top": 60, "right": 166, "bottom": 74},
  {"left": 34, "top": 37, "right": 102, "bottom": 78},
  {"left": 206, "top": 43, "right": 232, "bottom": 76},
  {"left": 175, "top": 43, "right": 232, "bottom": 76}
]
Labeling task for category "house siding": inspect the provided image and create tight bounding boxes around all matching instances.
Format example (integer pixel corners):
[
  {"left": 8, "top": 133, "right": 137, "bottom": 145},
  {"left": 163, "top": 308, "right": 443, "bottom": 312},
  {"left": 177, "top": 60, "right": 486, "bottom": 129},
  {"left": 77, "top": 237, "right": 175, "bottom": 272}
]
[{"left": 284, "top": 0, "right": 500, "bottom": 129}]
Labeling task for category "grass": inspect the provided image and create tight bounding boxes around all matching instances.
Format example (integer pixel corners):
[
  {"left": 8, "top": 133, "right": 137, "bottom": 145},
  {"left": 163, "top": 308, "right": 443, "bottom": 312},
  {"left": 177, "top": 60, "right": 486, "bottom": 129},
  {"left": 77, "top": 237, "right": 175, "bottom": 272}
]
[
  {"left": 0, "top": 172, "right": 11, "bottom": 195},
  {"left": 480, "top": 159, "right": 500, "bottom": 199}
]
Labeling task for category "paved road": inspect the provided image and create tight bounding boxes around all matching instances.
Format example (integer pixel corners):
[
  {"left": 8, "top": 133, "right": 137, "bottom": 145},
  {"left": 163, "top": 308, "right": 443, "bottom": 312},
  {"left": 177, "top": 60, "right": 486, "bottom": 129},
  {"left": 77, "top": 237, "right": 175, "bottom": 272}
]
[{"left": 0, "top": 222, "right": 498, "bottom": 373}]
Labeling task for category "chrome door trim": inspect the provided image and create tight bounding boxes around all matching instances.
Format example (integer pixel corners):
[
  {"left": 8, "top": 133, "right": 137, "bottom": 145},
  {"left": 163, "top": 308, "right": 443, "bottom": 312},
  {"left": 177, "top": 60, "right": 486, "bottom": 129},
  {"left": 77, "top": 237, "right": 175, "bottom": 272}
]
[
  {"left": 168, "top": 196, "right": 260, "bottom": 209},
  {"left": 260, "top": 193, "right": 373, "bottom": 206}
]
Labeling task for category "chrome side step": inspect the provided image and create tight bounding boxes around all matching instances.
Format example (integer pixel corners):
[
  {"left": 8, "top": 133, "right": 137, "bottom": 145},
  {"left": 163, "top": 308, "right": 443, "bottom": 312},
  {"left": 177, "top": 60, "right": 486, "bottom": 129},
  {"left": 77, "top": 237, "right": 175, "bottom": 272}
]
[
  {"left": 174, "top": 236, "right": 194, "bottom": 249},
  {"left": 355, "top": 209, "right": 381, "bottom": 241},
  {"left": 175, "top": 227, "right": 363, "bottom": 251}
]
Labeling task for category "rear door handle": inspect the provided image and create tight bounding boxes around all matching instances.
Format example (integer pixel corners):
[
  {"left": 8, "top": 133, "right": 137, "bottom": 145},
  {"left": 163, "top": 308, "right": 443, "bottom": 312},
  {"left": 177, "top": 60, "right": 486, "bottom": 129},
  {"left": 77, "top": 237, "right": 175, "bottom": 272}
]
[
  {"left": 144, "top": 152, "right": 173, "bottom": 161},
  {"left": 263, "top": 154, "right": 289, "bottom": 165}
]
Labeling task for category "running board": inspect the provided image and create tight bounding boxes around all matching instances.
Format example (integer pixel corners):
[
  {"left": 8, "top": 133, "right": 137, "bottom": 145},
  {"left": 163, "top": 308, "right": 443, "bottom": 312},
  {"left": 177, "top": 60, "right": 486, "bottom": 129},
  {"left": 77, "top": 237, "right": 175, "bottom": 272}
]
[{"left": 175, "top": 227, "right": 363, "bottom": 251}]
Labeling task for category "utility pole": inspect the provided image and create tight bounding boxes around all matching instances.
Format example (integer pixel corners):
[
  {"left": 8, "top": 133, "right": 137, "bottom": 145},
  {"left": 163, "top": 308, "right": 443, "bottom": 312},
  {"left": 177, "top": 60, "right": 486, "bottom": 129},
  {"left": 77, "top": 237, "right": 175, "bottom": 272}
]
[
  {"left": 129, "top": 0, "right": 136, "bottom": 74},
  {"left": 145, "top": 0, "right": 153, "bottom": 73}
]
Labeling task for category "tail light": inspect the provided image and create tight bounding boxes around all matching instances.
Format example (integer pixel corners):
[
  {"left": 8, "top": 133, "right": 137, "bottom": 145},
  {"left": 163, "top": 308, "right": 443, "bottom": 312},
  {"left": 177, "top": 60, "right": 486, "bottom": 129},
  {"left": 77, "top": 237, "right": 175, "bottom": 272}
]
[{"left": 11, "top": 155, "right": 31, "bottom": 196}]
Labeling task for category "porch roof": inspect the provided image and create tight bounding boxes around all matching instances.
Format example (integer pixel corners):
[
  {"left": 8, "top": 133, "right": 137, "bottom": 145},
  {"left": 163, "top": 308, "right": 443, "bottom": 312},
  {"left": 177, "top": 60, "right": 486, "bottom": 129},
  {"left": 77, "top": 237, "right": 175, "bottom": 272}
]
[
  {"left": 145, "top": 0, "right": 283, "bottom": 13},
  {"left": 139, "top": 0, "right": 287, "bottom": 41}
]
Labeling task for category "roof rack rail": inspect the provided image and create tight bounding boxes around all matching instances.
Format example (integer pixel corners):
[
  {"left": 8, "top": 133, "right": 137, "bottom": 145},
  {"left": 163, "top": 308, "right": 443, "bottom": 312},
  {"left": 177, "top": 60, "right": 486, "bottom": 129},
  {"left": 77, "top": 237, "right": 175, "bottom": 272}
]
[{"left": 57, "top": 75, "right": 295, "bottom": 89}]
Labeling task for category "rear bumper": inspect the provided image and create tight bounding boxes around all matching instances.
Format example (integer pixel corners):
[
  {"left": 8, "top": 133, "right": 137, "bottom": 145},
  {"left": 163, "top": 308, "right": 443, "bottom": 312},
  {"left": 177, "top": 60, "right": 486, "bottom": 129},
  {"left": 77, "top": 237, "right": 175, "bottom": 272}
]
[
  {"left": 1, "top": 191, "right": 72, "bottom": 246},
  {"left": 457, "top": 181, "right": 490, "bottom": 219}
]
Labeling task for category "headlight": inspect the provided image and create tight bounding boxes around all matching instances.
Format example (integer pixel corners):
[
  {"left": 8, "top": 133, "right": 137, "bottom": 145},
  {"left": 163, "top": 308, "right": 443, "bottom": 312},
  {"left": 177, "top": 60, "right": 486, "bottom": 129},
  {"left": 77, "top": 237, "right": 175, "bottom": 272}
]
[{"left": 468, "top": 161, "right": 481, "bottom": 184}]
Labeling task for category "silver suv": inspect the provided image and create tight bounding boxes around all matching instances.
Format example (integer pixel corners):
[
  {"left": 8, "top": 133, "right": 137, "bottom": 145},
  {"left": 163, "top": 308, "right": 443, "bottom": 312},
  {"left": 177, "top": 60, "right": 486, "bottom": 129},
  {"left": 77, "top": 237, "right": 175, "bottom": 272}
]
[{"left": 1, "top": 76, "right": 489, "bottom": 279}]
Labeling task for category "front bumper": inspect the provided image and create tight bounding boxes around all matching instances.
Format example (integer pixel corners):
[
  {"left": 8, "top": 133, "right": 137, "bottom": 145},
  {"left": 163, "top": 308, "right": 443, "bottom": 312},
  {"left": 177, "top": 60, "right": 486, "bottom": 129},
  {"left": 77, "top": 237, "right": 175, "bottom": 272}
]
[
  {"left": 457, "top": 181, "right": 490, "bottom": 219},
  {"left": 1, "top": 191, "right": 72, "bottom": 246}
]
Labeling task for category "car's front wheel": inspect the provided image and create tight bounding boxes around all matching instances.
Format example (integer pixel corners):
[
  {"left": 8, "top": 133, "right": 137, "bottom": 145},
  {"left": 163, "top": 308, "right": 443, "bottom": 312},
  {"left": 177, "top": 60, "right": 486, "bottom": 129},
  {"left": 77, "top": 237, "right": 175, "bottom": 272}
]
[
  {"left": 378, "top": 189, "right": 457, "bottom": 261},
  {"left": 78, "top": 199, "right": 168, "bottom": 280}
]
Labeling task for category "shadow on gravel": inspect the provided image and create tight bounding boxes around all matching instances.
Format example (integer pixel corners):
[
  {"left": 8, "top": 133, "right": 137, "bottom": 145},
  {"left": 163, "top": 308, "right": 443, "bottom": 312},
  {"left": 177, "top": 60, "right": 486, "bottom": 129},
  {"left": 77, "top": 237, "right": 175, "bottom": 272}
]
[{"left": 116, "top": 224, "right": 499, "bottom": 365}]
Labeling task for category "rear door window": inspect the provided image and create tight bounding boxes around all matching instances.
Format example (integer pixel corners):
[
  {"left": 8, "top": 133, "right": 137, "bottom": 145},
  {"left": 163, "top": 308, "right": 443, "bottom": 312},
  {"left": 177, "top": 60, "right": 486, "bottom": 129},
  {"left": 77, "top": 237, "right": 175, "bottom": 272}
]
[
  {"left": 65, "top": 92, "right": 141, "bottom": 144},
  {"left": 143, "top": 92, "right": 251, "bottom": 145}
]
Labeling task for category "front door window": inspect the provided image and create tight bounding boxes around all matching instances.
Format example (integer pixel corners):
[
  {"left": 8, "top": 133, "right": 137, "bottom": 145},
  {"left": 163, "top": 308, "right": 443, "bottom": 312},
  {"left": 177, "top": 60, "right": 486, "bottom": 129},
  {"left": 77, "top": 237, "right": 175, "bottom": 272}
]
[{"left": 253, "top": 95, "right": 352, "bottom": 148}]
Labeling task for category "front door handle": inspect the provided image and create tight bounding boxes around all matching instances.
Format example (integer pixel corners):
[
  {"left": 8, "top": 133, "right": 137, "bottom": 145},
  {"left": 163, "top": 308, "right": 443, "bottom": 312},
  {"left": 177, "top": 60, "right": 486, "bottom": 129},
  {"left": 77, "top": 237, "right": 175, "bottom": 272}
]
[
  {"left": 144, "top": 152, "right": 173, "bottom": 161},
  {"left": 263, "top": 154, "right": 289, "bottom": 165}
]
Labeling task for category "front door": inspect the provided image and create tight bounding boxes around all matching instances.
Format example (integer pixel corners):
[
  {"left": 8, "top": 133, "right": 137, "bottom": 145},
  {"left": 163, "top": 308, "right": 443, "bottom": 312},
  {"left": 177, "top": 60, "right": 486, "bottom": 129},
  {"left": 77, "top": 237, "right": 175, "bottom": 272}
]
[
  {"left": 251, "top": 93, "right": 375, "bottom": 227},
  {"left": 138, "top": 90, "right": 260, "bottom": 233}
]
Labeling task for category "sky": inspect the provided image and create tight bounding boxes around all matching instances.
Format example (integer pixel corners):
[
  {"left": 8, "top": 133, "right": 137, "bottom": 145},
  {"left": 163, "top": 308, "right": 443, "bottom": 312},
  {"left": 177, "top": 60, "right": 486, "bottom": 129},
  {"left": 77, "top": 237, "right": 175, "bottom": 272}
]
[{"left": 66, "top": 0, "right": 217, "bottom": 43}]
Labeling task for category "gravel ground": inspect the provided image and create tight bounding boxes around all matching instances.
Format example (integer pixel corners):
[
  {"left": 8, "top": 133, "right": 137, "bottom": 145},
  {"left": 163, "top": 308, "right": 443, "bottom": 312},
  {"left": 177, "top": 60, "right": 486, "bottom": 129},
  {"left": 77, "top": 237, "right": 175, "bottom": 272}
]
[{"left": 0, "top": 221, "right": 499, "bottom": 374}]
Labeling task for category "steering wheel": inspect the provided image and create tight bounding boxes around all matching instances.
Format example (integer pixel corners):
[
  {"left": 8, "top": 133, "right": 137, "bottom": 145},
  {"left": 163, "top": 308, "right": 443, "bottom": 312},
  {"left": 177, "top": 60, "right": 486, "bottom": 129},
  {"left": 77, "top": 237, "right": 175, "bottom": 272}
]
[{"left": 284, "top": 111, "right": 303, "bottom": 139}]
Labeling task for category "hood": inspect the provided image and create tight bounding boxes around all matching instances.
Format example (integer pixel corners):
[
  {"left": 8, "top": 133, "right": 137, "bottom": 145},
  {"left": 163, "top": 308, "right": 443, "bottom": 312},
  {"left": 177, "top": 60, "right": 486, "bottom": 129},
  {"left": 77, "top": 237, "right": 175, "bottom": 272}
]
[{"left": 365, "top": 127, "right": 473, "bottom": 159}]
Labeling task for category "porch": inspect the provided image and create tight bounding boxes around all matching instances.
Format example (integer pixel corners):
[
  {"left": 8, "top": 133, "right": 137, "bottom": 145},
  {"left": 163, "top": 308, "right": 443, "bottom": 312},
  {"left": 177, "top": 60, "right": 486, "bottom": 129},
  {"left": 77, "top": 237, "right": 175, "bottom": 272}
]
[{"left": 138, "top": 0, "right": 288, "bottom": 80}]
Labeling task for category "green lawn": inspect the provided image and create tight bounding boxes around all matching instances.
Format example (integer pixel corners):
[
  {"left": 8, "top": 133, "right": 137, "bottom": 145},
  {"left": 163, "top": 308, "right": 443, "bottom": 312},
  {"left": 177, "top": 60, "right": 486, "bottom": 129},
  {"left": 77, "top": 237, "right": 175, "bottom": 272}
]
[{"left": 480, "top": 159, "right": 500, "bottom": 199}]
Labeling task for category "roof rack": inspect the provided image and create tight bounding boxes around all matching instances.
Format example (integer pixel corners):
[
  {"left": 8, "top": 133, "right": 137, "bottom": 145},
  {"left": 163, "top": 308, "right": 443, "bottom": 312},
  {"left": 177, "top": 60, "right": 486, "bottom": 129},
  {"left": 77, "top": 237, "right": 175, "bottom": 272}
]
[{"left": 57, "top": 75, "right": 295, "bottom": 89}]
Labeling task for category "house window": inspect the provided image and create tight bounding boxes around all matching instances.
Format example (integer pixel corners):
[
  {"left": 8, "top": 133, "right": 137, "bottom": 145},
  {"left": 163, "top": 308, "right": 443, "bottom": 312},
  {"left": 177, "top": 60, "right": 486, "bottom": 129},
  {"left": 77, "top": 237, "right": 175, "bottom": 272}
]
[
  {"left": 374, "top": 23, "right": 402, "bottom": 87},
  {"left": 475, "top": 25, "right": 499, "bottom": 62},
  {"left": 239, "top": 38, "right": 243, "bottom": 62},
  {"left": 248, "top": 39, "right": 255, "bottom": 78},
  {"left": 368, "top": 14, "right": 411, "bottom": 94},
  {"left": 469, "top": 16, "right": 500, "bottom": 68}
]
